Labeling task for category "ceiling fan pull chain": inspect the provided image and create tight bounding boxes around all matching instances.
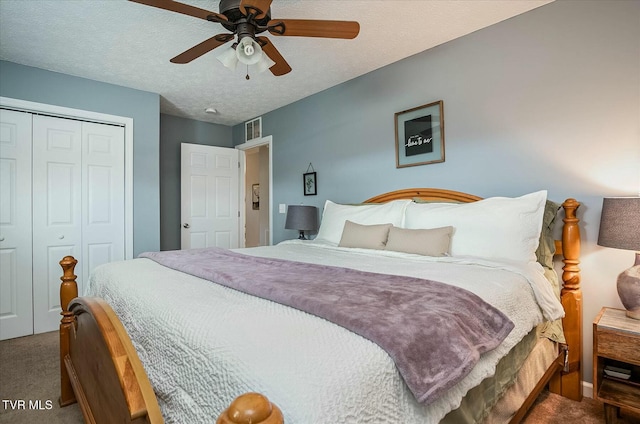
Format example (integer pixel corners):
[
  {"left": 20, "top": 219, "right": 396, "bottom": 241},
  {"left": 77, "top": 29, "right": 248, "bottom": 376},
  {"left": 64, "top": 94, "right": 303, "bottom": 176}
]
[{"left": 246, "top": 64, "right": 250, "bottom": 80}]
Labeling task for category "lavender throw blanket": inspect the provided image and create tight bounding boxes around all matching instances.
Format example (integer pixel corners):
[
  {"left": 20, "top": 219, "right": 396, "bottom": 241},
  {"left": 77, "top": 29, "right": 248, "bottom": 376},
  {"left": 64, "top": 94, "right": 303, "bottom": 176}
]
[{"left": 139, "top": 248, "right": 514, "bottom": 405}]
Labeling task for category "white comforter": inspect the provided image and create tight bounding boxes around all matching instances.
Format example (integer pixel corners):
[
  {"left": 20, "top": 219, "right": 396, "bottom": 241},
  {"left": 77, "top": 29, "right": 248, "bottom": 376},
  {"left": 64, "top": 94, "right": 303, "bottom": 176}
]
[{"left": 86, "top": 240, "right": 562, "bottom": 424}]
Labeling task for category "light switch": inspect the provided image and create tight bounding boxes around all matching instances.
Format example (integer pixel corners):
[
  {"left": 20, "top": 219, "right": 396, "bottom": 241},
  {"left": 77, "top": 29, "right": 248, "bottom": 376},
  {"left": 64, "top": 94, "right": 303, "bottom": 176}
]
[{"left": 279, "top": 204, "right": 287, "bottom": 214}]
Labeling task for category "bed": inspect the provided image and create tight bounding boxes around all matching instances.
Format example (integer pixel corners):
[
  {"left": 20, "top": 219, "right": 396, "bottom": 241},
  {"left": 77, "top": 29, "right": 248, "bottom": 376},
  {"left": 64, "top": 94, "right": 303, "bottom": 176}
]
[{"left": 58, "top": 188, "right": 583, "bottom": 424}]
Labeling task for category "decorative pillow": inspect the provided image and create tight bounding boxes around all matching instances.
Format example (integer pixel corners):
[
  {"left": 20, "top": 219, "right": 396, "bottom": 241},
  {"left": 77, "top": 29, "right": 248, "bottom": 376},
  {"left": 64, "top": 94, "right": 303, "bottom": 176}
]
[
  {"left": 536, "top": 200, "right": 561, "bottom": 269},
  {"left": 338, "top": 221, "right": 393, "bottom": 250},
  {"left": 316, "top": 199, "right": 411, "bottom": 245},
  {"left": 403, "top": 191, "right": 548, "bottom": 263},
  {"left": 385, "top": 226, "right": 453, "bottom": 257}
]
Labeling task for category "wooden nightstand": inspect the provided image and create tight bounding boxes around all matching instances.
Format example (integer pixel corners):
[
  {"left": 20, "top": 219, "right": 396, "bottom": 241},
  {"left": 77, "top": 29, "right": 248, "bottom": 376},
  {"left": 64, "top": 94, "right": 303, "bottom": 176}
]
[{"left": 593, "top": 307, "right": 640, "bottom": 423}]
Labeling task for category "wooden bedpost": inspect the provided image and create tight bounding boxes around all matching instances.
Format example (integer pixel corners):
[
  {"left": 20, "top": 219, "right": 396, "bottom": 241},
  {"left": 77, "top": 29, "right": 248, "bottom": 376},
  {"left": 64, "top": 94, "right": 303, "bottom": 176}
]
[
  {"left": 217, "top": 393, "right": 284, "bottom": 424},
  {"left": 59, "top": 255, "right": 78, "bottom": 407},
  {"left": 549, "top": 199, "right": 583, "bottom": 401}
]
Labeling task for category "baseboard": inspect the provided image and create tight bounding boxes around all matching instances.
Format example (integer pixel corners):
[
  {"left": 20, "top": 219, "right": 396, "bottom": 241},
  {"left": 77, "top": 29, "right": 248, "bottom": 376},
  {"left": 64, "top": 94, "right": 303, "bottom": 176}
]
[{"left": 583, "top": 381, "right": 593, "bottom": 399}]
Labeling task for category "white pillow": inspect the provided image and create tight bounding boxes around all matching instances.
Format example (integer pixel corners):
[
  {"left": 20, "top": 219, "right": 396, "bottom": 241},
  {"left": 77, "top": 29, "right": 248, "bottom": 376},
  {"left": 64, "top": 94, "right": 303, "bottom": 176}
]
[
  {"left": 316, "top": 199, "right": 411, "bottom": 245},
  {"left": 403, "top": 191, "right": 547, "bottom": 263}
]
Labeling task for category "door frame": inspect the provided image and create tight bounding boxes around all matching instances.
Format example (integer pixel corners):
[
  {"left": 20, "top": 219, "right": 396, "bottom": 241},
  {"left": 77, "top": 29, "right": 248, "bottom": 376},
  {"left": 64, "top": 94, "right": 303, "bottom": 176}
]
[
  {"left": 0, "top": 96, "right": 134, "bottom": 259},
  {"left": 236, "top": 135, "right": 273, "bottom": 247}
]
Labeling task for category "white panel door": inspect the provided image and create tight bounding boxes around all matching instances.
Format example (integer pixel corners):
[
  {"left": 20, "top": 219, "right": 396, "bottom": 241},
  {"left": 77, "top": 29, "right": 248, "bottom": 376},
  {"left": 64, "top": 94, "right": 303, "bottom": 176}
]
[
  {"left": 32, "top": 115, "right": 83, "bottom": 334},
  {"left": 82, "top": 122, "right": 125, "bottom": 284},
  {"left": 0, "top": 109, "right": 33, "bottom": 340},
  {"left": 181, "top": 143, "right": 239, "bottom": 249}
]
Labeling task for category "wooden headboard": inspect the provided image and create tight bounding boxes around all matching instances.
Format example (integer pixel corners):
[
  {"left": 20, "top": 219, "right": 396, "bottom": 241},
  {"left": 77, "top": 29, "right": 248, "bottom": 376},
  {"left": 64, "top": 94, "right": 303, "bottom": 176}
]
[{"left": 363, "top": 188, "right": 583, "bottom": 401}]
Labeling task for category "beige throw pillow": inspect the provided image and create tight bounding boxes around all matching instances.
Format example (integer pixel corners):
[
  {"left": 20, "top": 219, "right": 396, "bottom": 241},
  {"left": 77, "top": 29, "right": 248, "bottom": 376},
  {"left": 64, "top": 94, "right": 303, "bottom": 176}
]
[
  {"left": 338, "top": 220, "right": 392, "bottom": 250},
  {"left": 385, "top": 226, "right": 453, "bottom": 257}
]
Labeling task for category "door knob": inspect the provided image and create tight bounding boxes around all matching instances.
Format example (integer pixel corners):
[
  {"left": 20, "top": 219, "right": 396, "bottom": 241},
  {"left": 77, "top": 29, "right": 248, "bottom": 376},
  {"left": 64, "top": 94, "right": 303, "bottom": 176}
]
[{"left": 183, "top": 223, "right": 190, "bottom": 229}]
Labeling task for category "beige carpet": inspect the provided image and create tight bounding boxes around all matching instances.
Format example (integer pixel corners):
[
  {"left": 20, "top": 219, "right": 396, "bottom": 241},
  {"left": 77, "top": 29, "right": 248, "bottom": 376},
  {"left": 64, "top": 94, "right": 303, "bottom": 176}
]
[
  {"left": 2, "top": 331, "right": 639, "bottom": 423},
  {"left": 0, "top": 331, "right": 83, "bottom": 423}
]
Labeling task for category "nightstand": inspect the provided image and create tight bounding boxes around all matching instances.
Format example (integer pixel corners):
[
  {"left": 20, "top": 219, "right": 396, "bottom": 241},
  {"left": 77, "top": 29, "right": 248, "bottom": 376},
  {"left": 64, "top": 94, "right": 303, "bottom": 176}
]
[{"left": 593, "top": 307, "right": 640, "bottom": 423}]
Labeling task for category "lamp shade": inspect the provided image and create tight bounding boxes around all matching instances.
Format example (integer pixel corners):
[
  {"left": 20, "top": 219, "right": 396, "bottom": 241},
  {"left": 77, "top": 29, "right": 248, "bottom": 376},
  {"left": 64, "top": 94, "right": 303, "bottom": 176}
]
[
  {"left": 285, "top": 205, "right": 318, "bottom": 232},
  {"left": 216, "top": 46, "right": 239, "bottom": 70},
  {"left": 597, "top": 197, "right": 640, "bottom": 251}
]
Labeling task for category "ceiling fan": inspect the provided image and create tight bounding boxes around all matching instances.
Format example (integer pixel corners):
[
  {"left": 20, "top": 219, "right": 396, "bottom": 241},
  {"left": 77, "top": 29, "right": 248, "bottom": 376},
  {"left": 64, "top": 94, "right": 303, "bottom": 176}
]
[{"left": 129, "top": 0, "right": 360, "bottom": 76}]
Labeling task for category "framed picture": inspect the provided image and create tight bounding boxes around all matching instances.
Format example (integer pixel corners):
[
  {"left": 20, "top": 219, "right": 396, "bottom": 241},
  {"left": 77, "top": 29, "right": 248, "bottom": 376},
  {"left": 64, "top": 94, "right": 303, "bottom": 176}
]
[
  {"left": 303, "top": 172, "right": 317, "bottom": 196},
  {"left": 252, "top": 184, "right": 260, "bottom": 210},
  {"left": 245, "top": 117, "right": 262, "bottom": 142},
  {"left": 394, "top": 100, "right": 445, "bottom": 168}
]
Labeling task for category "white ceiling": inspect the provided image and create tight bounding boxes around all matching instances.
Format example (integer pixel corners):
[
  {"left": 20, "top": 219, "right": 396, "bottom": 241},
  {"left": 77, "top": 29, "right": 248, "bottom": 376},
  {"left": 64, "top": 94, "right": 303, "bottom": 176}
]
[{"left": 0, "top": 0, "right": 552, "bottom": 126}]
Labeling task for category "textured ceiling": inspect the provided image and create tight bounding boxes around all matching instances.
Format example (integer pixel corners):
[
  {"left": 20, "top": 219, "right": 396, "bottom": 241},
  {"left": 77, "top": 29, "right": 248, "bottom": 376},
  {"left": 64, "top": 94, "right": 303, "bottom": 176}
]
[{"left": 0, "top": 0, "right": 552, "bottom": 126}]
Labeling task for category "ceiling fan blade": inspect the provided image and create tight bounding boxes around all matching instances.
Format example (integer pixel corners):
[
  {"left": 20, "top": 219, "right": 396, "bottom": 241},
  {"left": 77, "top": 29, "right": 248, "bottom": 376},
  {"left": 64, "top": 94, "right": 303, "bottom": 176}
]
[
  {"left": 267, "top": 19, "right": 359, "bottom": 39},
  {"left": 239, "top": 0, "right": 272, "bottom": 20},
  {"left": 129, "top": 0, "right": 227, "bottom": 22},
  {"left": 170, "top": 34, "right": 234, "bottom": 64},
  {"left": 257, "top": 37, "right": 291, "bottom": 76}
]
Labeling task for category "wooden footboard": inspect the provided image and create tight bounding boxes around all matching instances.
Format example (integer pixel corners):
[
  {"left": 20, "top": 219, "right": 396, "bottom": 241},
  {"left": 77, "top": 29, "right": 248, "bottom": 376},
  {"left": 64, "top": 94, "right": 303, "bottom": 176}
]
[
  {"left": 59, "top": 256, "right": 163, "bottom": 423},
  {"left": 58, "top": 255, "right": 283, "bottom": 424}
]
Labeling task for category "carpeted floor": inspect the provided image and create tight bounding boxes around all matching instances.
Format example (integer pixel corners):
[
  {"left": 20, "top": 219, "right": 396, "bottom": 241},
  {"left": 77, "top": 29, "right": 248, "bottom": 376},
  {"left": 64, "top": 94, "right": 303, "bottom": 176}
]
[
  {"left": 0, "top": 331, "right": 83, "bottom": 423},
  {"left": 1, "top": 331, "right": 639, "bottom": 423}
]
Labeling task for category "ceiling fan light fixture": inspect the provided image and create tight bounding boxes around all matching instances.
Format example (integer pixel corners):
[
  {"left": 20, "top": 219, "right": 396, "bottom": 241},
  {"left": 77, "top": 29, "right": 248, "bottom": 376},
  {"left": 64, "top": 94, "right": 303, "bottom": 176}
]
[
  {"left": 236, "top": 37, "right": 263, "bottom": 65},
  {"left": 216, "top": 46, "right": 239, "bottom": 70},
  {"left": 255, "top": 53, "right": 275, "bottom": 74}
]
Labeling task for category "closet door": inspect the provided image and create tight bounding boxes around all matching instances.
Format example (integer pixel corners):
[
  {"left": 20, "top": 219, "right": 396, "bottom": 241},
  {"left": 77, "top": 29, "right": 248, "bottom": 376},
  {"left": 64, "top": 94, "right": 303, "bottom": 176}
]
[
  {"left": 0, "top": 110, "right": 33, "bottom": 340},
  {"left": 1, "top": 110, "right": 126, "bottom": 338},
  {"left": 32, "top": 115, "right": 82, "bottom": 334},
  {"left": 81, "top": 122, "right": 125, "bottom": 285}
]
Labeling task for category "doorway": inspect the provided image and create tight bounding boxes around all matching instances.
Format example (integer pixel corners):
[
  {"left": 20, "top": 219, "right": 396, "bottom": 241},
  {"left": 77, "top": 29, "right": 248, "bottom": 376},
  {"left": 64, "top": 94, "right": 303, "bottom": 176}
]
[{"left": 237, "top": 135, "right": 273, "bottom": 247}]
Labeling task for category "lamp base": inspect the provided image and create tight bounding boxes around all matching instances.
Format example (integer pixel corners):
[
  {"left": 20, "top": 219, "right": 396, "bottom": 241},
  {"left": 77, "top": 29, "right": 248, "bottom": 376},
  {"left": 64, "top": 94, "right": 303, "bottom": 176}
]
[{"left": 617, "top": 253, "right": 640, "bottom": 320}]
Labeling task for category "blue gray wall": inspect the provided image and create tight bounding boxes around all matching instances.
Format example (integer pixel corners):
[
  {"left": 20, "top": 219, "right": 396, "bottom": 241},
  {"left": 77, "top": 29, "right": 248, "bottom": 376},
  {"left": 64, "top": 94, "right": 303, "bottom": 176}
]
[
  {"left": 234, "top": 1, "right": 639, "bottom": 243},
  {"left": 160, "top": 113, "right": 232, "bottom": 250},
  {"left": 0, "top": 60, "right": 161, "bottom": 256},
  {"left": 233, "top": 0, "right": 640, "bottom": 385}
]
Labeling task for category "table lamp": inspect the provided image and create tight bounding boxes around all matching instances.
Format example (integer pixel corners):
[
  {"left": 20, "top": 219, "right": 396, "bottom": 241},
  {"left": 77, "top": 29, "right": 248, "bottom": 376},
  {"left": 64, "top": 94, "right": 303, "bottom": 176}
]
[
  {"left": 285, "top": 205, "right": 318, "bottom": 240},
  {"left": 597, "top": 197, "right": 640, "bottom": 319}
]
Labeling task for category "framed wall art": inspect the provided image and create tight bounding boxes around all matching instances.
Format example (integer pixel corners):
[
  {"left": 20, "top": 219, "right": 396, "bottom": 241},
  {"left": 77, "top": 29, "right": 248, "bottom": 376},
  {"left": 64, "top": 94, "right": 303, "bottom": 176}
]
[
  {"left": 303, "top": 172, "right": 317, "bottom": 196},
  {"left": 394, "top": 100, "right": 445, "bottom": 168},
  {"left": 252, "top": 184, "right": 260, "bottom": 210}
]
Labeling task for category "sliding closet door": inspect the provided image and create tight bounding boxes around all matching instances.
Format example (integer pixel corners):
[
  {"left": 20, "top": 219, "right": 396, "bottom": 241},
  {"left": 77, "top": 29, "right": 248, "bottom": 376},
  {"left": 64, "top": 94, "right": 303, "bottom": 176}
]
[
  {"left": 0, "top": 110, "right": 33, "bottom": 340},
  {"left": 32, "top": 115, "right": 83, "bottom": 334},
  {"left": 81, "top": 122, "right": 125, "bottom": 285}
]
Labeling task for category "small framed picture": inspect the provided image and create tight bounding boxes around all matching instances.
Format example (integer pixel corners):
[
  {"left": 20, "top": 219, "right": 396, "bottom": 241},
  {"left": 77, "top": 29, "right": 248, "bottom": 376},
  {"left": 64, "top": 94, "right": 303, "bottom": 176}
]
[
  {"left": 303, "top": 172, "right": 317, "bottom": 196},
  {"left": 252, "top": 184, "right": 259, "bottom": 210},
  {"left": 395, "top": 100, "right": 445, "bottom": 168}
]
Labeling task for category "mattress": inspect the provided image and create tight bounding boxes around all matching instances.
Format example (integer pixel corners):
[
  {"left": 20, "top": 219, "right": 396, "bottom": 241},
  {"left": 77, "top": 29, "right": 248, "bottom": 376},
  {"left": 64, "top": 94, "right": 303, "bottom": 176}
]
[{"left": 86, "top": 240, "right": 562, "bottom": 424}]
